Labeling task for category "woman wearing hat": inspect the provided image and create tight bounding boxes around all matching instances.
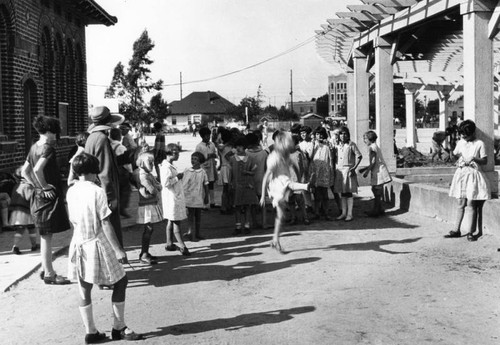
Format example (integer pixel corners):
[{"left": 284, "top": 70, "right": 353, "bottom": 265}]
[{"left": 85, "top": 106, "right": 125, "bottom": 246}]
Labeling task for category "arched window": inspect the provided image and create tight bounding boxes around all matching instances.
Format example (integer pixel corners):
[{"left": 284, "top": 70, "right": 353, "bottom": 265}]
[
  {"left": 23, "top": 79, "right": 38, "bottom": 154},
  {"left": 41, "top": 27, "right": 54, "bottom": 117}
]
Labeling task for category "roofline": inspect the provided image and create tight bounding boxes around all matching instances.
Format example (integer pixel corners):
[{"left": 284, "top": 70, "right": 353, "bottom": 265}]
[{"left": 80, "top": 0, "right": 117, "bottom": 26}]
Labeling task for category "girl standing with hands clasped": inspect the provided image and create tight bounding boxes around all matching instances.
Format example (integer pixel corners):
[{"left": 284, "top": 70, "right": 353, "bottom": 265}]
[
  {"left": 133, "top": 151, "right": 163, "bottom": 265},
  {"left": 67, "top": 153, "right": 142, "bottom": 343},
  {"left": 261, "top": 131, "right": 311, "bottom": 253},
  {"left": 359, "top": 131, "right": 392, "bottom": 217},
  {"left": 334, "top": 126, "right": 362, "bottom": 222},
  {"left": 160, "top": 143, "right": 191, "bottom": 256},
  {"left": 444, "top": 120, "right": 490, "bottom": 241}
]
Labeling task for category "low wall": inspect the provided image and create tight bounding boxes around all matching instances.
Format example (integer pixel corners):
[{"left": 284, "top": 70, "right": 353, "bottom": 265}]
[{"left": 383, "top": 177, "right": 500, "bottom": 236}]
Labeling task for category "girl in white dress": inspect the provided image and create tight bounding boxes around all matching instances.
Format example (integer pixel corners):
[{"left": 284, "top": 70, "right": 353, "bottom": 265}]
[
  {"left": 67, "top": 153, "right": 141, "bottom": 343},
  {"left": 359, "top": 131, "right": 392, "bottom": 217},
  {"left": 445, "top": 120, "right": 491, "bottom": 241},
  {"left": 133, "top": 152, "right": 163, "bottom": 265},
  {"left": 260, "top": 131, "right": 311, "bottom": 253},
  {"left": 160, "top": 143, "right": 190, "bottom": 256}
]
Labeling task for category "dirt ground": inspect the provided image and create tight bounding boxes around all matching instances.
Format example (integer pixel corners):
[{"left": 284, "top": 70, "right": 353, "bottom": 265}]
[{"left": 2, "top": 134, "right": 500, "bottom": 344}]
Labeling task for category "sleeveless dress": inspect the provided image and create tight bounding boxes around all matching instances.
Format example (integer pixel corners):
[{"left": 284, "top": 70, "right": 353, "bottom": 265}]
[{"left": 369, "top": 143, "right": 392, "bottom": 186}]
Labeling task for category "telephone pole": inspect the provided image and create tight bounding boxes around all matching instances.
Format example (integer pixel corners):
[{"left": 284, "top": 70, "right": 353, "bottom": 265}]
[
  {"left": 290, "top": 69, "right": 293, "bottom": 112},
  {"left": 180, "top": 72, "right": 183, "bottom": 100}
]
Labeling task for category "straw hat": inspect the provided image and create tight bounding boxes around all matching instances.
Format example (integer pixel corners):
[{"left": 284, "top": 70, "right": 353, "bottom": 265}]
[{"left": 88, "top": 106, "right": 125, "bottom": 132}]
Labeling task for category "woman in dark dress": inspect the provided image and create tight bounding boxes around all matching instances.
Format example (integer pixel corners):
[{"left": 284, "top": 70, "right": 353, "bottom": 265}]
[{"left": 21, "top": 115, "right": 70, "bottom": 285}]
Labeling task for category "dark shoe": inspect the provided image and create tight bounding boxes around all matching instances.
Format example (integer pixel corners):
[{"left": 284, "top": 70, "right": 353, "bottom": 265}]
[
  {"left": 467, "top": 233, "right": 478, "bottom": 242},
  {"left": 210, "top": 203, "right": 220, "bottom": 208},
  {"left": 139, "top": 252, "right": 158, "bottom": 265},
  {"left": 111, "top": 327, "right": 143, "bottom": 341},
  {"left": 85, "top": 331, "right": 107, "bottom": 344},
  {"left": 232, "top": 228, "right": 242, "bottom": 236},
  {"left": 179, "top": 246, "right": 191, "bottom": 256},
  {"left": 183, "top": 233, "right": 194, "bottom": 241},
  {"left": 444, "top": 230, "right": 461, "bottom": 238},
  {"left": 31, "top": 244, "right": 40, "bottom": 252},
  {"left": 43, "top": 274, "right": 70, "bottom": 285},
  {"left": 165, "top": 244, "right": 178, "bottom": 251},
  {"left": 195, "top": 235, "right": 205, "bottom": 240},
  {"left": 12, "top": 246, "right": 21, "bottom": 255}
]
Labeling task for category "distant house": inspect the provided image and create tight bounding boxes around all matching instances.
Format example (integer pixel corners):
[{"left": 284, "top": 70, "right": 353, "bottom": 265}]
[
  {"left": 300, "top": 113, "right": 324, "bottom": 129},
  {"left": 286, "top": 101, "right": 317, "bottom": 116},
  {"left": 167, "top": 91, "right": 235, "bottom": 130}
]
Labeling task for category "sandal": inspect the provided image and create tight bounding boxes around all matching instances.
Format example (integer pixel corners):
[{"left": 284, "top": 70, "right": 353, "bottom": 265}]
[{"left": 444, "top": 230, "right": 461, "bottom": 238}]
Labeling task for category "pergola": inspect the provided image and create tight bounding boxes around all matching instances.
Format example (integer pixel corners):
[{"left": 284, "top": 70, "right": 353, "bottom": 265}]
[{"left": 316, "top": 0, "right": 500, "bottom": 192}]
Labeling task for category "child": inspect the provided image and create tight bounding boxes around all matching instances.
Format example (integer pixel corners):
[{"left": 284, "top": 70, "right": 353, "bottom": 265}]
[
  {"left": 160, "top": 143, "right": 191, "bottom": 256},
  {"left": 310, "top": 127, "right": 335, "bottom": 221},
  {"left": 133, "top": 151, "right": 163, "bottom": 265},
  {"left": 10, "top": 166, "right": 38, "bottom": 254},
  {"left": 67, "top": 132, "right": 89, "bottom": 187},
  {"left": 217, "top": 128, "right": 235, "bottom": 214},
  {"left": 444, "top": 120, "right": 491, "bottom": 241},
  {"left": 334, "top": 126, "right": 362, "bottom": 222},
  {"left": 195, "top": 127, "right": 218, "bottom": 208},
  {"left": 67, "top": 153, "right": 142, "bottom": 343},
  {"left": 246, "top": 132, "right": 268, "bottom": 229},
  {"left": 22, "top": 115, "right": 71, "bottom": 285},
  {"left": 260, "top": 131, "right": 311, "bottom": 253},
  {"left": 359, "top": 131, "right": 392, "bottom": 217},
  {"left": 288, "top": 134, "right": 310, "bottom": 225},
  {"left": 229, "top": 137, "right": 259, "bottom": 234},
  {"left": 182, "top": 152, "right": 209, "bottom": 241},
  {"left": 153, "top": 122, "right": 166, "bottom": 180}
]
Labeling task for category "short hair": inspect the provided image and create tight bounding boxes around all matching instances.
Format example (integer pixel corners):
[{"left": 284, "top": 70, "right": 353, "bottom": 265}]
[
  {"left": 220, "top": 128, "right": 232, "bottom": 144},
  {"left": 245, "top": 132, "right": 259, "bottom": 147},
  {"left": 253, "top": 128, "right": 263, "bottom": 142},
  {"left": 339, "top": 126, "right": 351, "bottom": 140},
  {"left": 153, "top": 122, "right": 163, "bottom": 131},
  {"left": 313, "top": 126, "right": 328, "bottom": 140},
  {"left": 364, "top": 130, "right": 377, "bottom": 142},
  {"left": 165, "top": 143, "right": 180, "bottom": 155},
  {"left": 300, "top": 126, "right": 312, "bottom": 134},
  {"left": 290, "top": 123, "right": 302, "bottom": 135},
  {"left": 191, "top": 151, "right": 206, "bottom": 164},
  {"left": 292, "top": 134, "right": 300, "bottom": 146},
  {"left": 458, "top": 119, "right": 476, "bottom": 137},
  {"left": 199, "top": 127, "right": 211, "bottom": 137},
  {"left": 234, "top": 136, "right": 248, "bottom": 148},
  {"left": 109, "top": 127, "right": 122, "bottom": 141},
  {"left": 136, "top": 151, "right": 154, "bottom": 171},
  {"left": 33, "top": 115, "right": 61, "bottom": 135},
  {"left": 75, "top": 132, "right": 89, "bottom": 147},
  {"left": 72, "top": 153, "right": 100, "bottom": 175}
]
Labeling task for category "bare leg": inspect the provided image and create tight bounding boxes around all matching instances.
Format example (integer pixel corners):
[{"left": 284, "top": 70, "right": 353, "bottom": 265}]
[
  {"left": 271, "top": 203, "right": 286, "bottom": 254},
  {"left": 453, "top": 198, "right": 466, "bottom": 232},
  {"left": 475, "top": 200, "right": 485, "bottom": 238},
  {"left": 165, "top": 220, "right": 174, "bottom": 246},
  {"left": 40, "top": 233, "right": 55, "bottom": 276},
  {"left": 172, "top": 220, "right": 190, "bottom": 255}
]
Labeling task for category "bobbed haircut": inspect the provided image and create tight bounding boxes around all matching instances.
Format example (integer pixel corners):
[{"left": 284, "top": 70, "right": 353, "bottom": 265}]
[
  {"left": 290, "top": 123, "right": 302, "bottom": 135},
  {"left": 234, "top": 136, "right": 248, "bottom": 148},
  {"left": 75, "top": 132, "right": 89, "bottom": 147},
  {"left": 458, "top": 119, "right": 476, "bottom": 137},
  {"left": 153, "top": 122, "right": 163, "bottom": 131},
  {"left": 191, "top": 151, "right": 206, "bottom": 164},
  {"left": 109, "top": 127, "right": 122, "bottom": 141},
  {"left": 220, "top": 128, "right": 232, "bottom": 144},
  {"left": 253, "top": 129, "right": 263, "bottom": 141},
  {"left": 364, "top": 130, "right": 377, "bottom": 142},
  {"left": 300, "top": 126, "right": 312, "bottom": 134},
  {"left": 245, "top": 132, "right": 259, "bottom": 147},
  {"left": 313, "top": 126, "right": 328, "bottom": 140},
  {"left": 136, "top": 151, "right": 154, "bottom": 170},
  {"left": 199, "top": 127, "right": 211, "bottom": 137},
  {"left": 165, "top": 143, "right": 180, "bottom": 156},
  {"left": 72, "top": 153, "right": 100, "bottom": 175},
  {"left": 33, "top": 115, "right": 61, "bottom": 135}
]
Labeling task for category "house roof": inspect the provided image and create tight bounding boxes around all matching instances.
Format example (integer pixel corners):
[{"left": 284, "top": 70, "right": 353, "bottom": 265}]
[
  {"left": 301, "top": 113, "right": 324, "bottom": 119},
  {"left": 74, "top": 0, "right": 117, "bottom": 26},
  {"left": 169, "top": 91, "right": 235, "bottom": 115}
]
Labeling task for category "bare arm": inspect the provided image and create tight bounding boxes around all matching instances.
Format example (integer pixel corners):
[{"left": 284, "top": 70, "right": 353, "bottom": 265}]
[
  {"left": 260, "top": 169, "right": 271, "bottom": 206},
  {"left": 102, "top": 218, "right": 127, "bottom": 261}
]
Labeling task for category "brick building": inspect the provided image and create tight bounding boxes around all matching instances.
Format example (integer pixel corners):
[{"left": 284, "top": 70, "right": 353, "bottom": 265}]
[{"left": 0, "top": 0, "right": 115, "bottom": 172}]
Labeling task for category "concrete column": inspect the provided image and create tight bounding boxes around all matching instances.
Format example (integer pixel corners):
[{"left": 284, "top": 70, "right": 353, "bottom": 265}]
[
  {"left": 352, "top": 51, "right": 370, "bottom": 164},
  {"left": 374, "top": 37, "right": 395, "bottom": 172},
  {"left": 346, "top": 69, "right": 355, "bottom": 130},
  {"left": 404, "top": 88, "right": 417, "bottom": 148},
  {"left": 462, "top": 2, "right": 497, "bottom": 194}
]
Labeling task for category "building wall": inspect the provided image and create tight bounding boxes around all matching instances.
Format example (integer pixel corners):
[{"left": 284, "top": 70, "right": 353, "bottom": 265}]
[
  {"left": 286, "top": 101, "right": 316, "bottom": 115},
  {"left": 0, "top": 0, "right": 89, "bottom": 172},
  {"left": 328, "top": 74, "right": 347, "bottom": 117}
]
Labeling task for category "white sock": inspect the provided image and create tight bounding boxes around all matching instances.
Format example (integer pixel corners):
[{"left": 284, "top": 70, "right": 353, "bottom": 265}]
[
  {"left": 79, "top": 304, "right": 97, "bottom": 334},
  {"left": 112, "top": 301, "right": 126, "bottom": 330}
]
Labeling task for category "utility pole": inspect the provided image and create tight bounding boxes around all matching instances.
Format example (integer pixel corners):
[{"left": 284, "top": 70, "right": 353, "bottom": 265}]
[
  {"left": 180, "top": 72, "right": 183, "bottom": 100},
  {"left": 290, "top": 69, "right": 294, "bottom": 112}
]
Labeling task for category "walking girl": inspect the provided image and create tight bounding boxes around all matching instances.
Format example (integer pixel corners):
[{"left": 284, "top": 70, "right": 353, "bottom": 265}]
[
  {"left": 260, "top": 131, "right": 310, "bottom": 253},
  {"left": 133, "top": 151, "right": 163, "bottom": 264},
  {"left": 359, "top": 131, "right": 392, "bottom": 217},
  {"left": 334, "top": 126, "right": 362, "bottom": 222},
  {"left": 67, "top": 153, "right": 142, "bottom": 343},
  {"left": 444, "top": 120, "right": 491, "bottom": 241},
  {"left": 160, "top": 143, "right": 191, "bottom": 256}
]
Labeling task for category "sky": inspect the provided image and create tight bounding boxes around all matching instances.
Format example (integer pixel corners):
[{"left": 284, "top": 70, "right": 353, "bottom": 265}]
[{"left": 86, "top": 0, "right": 350, "bottom": 108}]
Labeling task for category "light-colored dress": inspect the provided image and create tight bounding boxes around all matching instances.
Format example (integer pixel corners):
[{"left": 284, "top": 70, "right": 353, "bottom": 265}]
[
  {"left": 196, "top": 141, "right": 218, "bottom": 182},
  {"left": 160, "top": 161, "right": 187, "bottom": 221},
  {"left": 67, "top": 180, "right": 125, "bottom": 285},
  {"left": 335, "top": 141, "right": 362, "bottom": 193},
  {"left": 218, "top": 144, "right": 234, "bottom": 185},
  {"left": 134, "top": 169, "right": 163, "bottom": 224},
  {"left": 368, "top": 143, "right": 392, "bottom": 186},
  {"left": 310, "top": 143, "right": 334, "bottom": 188},
  {"left": 449, "top": 139, "right": 491, "bottom": 200},
  {"left": 183, "top": 167, "right": 209, "bottom": 208}
]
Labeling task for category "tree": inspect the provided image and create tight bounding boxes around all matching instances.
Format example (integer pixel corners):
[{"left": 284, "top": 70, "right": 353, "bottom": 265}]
[
  {"left": 105, "top": 30, "right": 163, "bottom": 123},
  {"left": 277, "top": 106, "right": 298, "bottom": 121},
  {"left": 316, "top": 93, "right": 329, "bottom": 117},
  {"left": 147, "top": 93, "right": 169, "bottom": 126},
  {"left": 226, "top": 96, "right": 262, "bottom": 122}
]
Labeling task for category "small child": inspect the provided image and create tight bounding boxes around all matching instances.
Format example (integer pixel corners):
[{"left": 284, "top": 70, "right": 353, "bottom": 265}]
[
  {"left": 246, "top": 132, "right": 268, "bottom": 229},
  {"left": 229, "top": 136, "right": 259, "bottom": 234},
  {"left": 195, "top": 127, "right": 218, "bottom": 208},
  {"left": 160, "top": 143, "right": 190, "bottom": 256},
  {"left": 334, "top": 126, "right": 362, "bottom": 222},
  {"left": 67, "top": 132, "right": 89, "bottom": 186},
  {"left": 288, "top": 134, "right": 309, "bottom": 225},
  {"left": 67, "top": 153, "right": 142, "bottom": 343},
  {"left": 10, "top": 166, "right": 38, "bottom": 254},
  {"left": 182, "top": 152, "right": 209, "bottom": 241},
  {"left": 310, "top": 127, "right": 335, "bottom": 220},
  {"left": 444, "top": 120, "right": 491, "bottom": 241},
  {"left": 133, "top": 151, "right": 163, "bottom": 265},
  {"left": 261, "top": 131, "right": 311, "bottom": 253},
  {"left": 359, "top": 131, "right": 392, "bottom": 217},
  {"left": 217, "top": 128, "right": 235, "bottom": 214}
]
